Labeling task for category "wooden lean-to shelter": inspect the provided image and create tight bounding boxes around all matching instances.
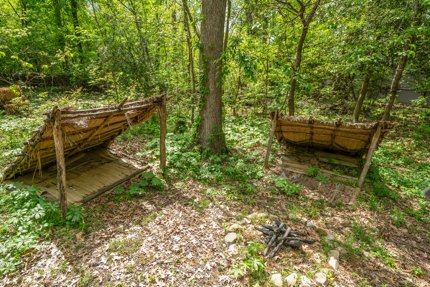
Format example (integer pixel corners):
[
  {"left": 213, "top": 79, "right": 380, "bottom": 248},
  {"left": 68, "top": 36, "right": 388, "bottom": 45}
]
[
  {"left": 264, "top": 113, "right": 395, "bottom": 188},
  {"left": 0, "top": 94, "right": 169, "bottom": 216}
]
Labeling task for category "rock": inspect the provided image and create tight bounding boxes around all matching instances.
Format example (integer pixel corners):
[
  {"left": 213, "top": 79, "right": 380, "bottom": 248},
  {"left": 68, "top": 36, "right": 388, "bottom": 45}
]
[
  {"left": 285, "top": 272, "right": 298, "bottom": 286},
  {"left": 228, "top": 244, "right": 238, "bottom": 255},
  {"left": 270, "top": 273, "right": 283, "bottom": 287},
  {"left": 329, "top": 249, "right": 339, "bottom": 260},
  {"left": 239, "top": 218, "right": 251, "bottom": 225},
  {"left": 247, "top": 212, "right": 268, "bottom": 220},
  {"left": 224, "top": 232, "right": 237, "bottom": 244},
  {"left": 300, "top": 275, "right": 313, "bottom": 287},
  {"left": 314, "top": 272, "right": 327, "bottom": 286},
  {"left": 326, "top": 233, "right": 334, "bottom": 241},
  {"left": 306, "top": 220, "right": 317, "bottom": 229},
  {"left": 228, "top": 224, "right": 242, "bottom": 232},
  {"left": 328, "top": 256, "right": 339, "bottom": 270}
]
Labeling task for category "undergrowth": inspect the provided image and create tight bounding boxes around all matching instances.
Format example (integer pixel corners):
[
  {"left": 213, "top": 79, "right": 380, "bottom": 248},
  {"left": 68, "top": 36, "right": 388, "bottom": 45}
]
[{"left": 0, "top": 183, "right": 85, "bottom": 277}]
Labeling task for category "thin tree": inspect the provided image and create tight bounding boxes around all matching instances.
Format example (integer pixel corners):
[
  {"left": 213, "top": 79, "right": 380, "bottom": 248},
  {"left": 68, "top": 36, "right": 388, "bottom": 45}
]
[
  {"left": 197, "top": 0, "right": 227, "bottom": 154},
  {"left": 277, "top": 0, "right": 321, "bottom": 116},
  {"left": 382, "top": 0, "right": 423, "bottom": 121},
  {"left": 353, "top": 73, "right": 370, "bottom": 122}
]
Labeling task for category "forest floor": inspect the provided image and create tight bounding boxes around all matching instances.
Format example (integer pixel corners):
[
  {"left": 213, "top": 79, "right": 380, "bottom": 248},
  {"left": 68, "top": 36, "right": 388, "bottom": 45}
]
[{"left": 1, "top": 91, "right": 430, "bottom": 286}]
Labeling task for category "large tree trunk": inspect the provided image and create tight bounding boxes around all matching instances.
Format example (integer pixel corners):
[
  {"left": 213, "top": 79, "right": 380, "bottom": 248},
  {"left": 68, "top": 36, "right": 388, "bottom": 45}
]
[
  {"left": 353, "top": 74, "right": 370, "bottom": 122},
  {"left": 197, "top": 0, "right": 227, "bottom": 154}
]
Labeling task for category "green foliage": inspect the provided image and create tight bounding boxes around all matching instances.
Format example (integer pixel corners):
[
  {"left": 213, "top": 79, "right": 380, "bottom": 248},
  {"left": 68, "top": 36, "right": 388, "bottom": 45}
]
[
  {"left": 0, "top": 183, "right": 82, "bottom": 276},
  {"left": 273, "top": 177, "right": 302, "bottom": 196},
  {"left": 230, "top": 241, "right": 266, "bottom": 281},
  {"left": 306, "top": 166, "right": 319, "bottom": 177}
]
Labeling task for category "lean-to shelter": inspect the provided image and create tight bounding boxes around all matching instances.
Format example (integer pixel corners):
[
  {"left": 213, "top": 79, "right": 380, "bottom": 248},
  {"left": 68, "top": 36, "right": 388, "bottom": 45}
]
[{"left": 1, "top": 94, "right": 169, "bottom": 216}]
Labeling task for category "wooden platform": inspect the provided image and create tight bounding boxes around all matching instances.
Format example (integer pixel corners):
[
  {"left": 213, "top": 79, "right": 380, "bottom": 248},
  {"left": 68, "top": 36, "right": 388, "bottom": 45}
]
[
  {"left": 281, "top": 145, "right": 361, "bottom": 183},
  {"left": 14, "top": 149, "right": 145, "bottom": 204}
]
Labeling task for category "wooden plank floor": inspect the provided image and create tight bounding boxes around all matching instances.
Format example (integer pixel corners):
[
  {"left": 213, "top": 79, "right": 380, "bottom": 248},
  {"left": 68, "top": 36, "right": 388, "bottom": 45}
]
[{"left": 16, "top": 149, "right": 143, "bottom": 204}]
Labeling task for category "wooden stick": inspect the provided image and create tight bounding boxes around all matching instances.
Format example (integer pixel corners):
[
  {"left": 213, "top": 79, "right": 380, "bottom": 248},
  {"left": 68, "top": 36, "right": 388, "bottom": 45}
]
[
  {"left": 159, "top": 95, "right": 167, "bottom": 172},
  {"left": 358, "top": 122, "right": 382, "bottom": 189},
  {"left": 70, "top": 98, "right": 128, "bottom": 154},
  {"left": 60, "top": 103, "right": 154, "bottom": 119},
  {"left": 53, "top": 108, "right": 68, "bottom": 218},
  {"left": 269, "top": 227, "right": 291, "bottom": 258},
  {"left": 264, "top": 111, "right": 278, "bottom": 169}
]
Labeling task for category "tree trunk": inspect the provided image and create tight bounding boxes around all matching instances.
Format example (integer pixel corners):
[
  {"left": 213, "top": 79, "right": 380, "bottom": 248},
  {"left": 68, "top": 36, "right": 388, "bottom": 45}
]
[
  {"left": 286, "top": 0, "right": 320, "bottom": 116},
  {"left": 353, "top": 74, "right": 370, "bottom": 123},
  {"left": 382, "top": 55, "right": 407, "bottom": 121},
  {"left": 197, "top": 0, "right": 227, "bottom": 154},
  {"left": 70, "top": 0, "right": 83, "bottom": 60},
  {"left": 52, "top": 0, "right": 65, "bottom": 48},
  {"left": 182, "top": 0, "right": 197, "bottom": 124},
  {"left": 382, "top": 0, "right": 422, "bottom": 121}
]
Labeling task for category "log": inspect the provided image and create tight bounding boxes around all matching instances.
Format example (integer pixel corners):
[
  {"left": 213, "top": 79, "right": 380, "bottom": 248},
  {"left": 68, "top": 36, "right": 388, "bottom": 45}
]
[
  {"left": 53, "top": 108, "right": 68, "bottom": 218},
  {"left": 60, "top": 103, "right": 154, "bottom": 119},
  {"left": 269, "top": 227, "right": 291, "bottom": 258},
  {"left": 358, "top": 122, "right": 382, "bottom": 188}
]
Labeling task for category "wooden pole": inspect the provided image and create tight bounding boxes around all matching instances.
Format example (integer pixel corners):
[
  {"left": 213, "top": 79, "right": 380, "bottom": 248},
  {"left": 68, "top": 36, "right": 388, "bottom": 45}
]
[
  {"left": 264, "top": 111, "right": 278, "bottom": 169},
  {"left": 53, "top": 108, "right": 68, "bottom": 218},
  {"left": 159, "top": 95, "right": 167, "bottom": 172},
  {"left": 358, "top": 122, "right": 382, "bottom": 189}
]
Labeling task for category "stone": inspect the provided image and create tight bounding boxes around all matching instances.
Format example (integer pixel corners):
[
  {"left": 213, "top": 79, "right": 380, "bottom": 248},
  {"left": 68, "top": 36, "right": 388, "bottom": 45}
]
[
  {"left": 224, "top": 232, "right": 237, "bottom": 244},
  {"left": 328, "top": 256, "right": 339, "bottom": 270},
  {"left": 228, "top": 224, "right": 242, "bottom": 232},
  {"left": 228, "top": 244, "right": 238, "bottom": 255},
  {"left": 306, "top": 220, "right": 317, "bottom": 229},
  {"left": 329, "top": 249, "right": 339, "bottom": 260},
  {"left": 326, "top": 233, "right": 334, "bottom": 241},
  {"left": 247, "top": 212, "right": 268, "bottom": 220},
  {"left": 300, "top": 275, "right": 313, "bottom": 287},
  {"left": 285, "top": 272, "right": 298, "bottom": 286},
  {"left": 314, "top": 272, "right": 327, "bottom": 286},
  {"left": 270, "top": 273, "right": 283, "bottom": 287}
]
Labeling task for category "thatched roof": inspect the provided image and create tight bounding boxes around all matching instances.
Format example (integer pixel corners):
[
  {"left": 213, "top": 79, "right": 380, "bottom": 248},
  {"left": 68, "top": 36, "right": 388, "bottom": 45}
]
[
  {"left": 1, "top": 95, "right": 167, "bottom": 181},
  {"left": 275, "top": 115, "right": 396, "bottom": 154}
]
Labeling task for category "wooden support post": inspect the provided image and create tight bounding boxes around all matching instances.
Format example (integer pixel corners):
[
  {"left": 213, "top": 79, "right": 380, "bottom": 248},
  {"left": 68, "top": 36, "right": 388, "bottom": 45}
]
[
  {"left": 264, "top": 111, "right": 278, "bottom": 169},
  {"left": 358, "top": 122, "right": 382, "bottom": 189},
  {"left": 53, "top": 108, "right": 68, "bottom": 218},
  {"left": 159, "top": 95, "right": 167, "bottom": 172}
]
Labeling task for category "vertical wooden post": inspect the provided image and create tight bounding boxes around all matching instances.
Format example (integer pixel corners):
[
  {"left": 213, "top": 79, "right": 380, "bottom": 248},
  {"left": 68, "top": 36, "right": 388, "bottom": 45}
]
[
  {"left": 53, "top": 108, "right": 68, "bottom": 218},
  {"left": 264, "top": 111, "right": 278, "bottom": 169},
  {"left": 159, "top": 95, "right": 167, "bottom": 172},
  {"left": 358, "top": 122, "right": 382, "bottom": 189}
]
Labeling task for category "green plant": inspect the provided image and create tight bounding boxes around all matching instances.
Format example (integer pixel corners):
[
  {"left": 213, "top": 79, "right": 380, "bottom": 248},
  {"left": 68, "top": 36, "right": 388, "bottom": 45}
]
[
  {"left": 230, "top": 241, "right": 266, "bottom": 281},
  {"left": 0, "top": 183, "right": 80, "bottom": 276},
  {"left": 306, "top": 166, "right": 319, "bottom": 177},
  {"left": 273, "top": 177, "right": 301, "bottom": 196},
  {"left": 412, "top": 266, "right": 424, "bottom": 276},
  {"left": 391, "top": 209, "right": 406, "bottom": 227},
  {"left": 315, "top": 175, "right": 329, "bottom": 184}
]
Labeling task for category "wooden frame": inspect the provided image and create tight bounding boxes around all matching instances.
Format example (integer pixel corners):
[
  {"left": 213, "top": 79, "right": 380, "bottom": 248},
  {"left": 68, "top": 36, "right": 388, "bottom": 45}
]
[
  {"left": 265, "top": 112, "right": 392, "bottom": 190},
  {"left": 2, "top": 94, "right": 170, "bottom": 217}
]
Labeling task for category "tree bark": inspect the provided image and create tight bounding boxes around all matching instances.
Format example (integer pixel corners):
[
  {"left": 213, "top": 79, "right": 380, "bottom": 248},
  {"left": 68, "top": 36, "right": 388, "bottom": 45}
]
[
  {"left": 382, "top": 0, "right": 422, "bottom": 121},
  {"left": 286, "top": 0, "right": 321, "bottom": 116},
  {"left": 70, "top": 0, "right": 83, "bottom": 60},
  {"left": 182, "top": 0, "right": 197, "bottom": 124},
  {"left": 353, "top": 74, "right": 370, "bottom": 123},
  {"left": 197, "top": 0, "right": 227, "bottom": 154},
  {"left": 382, "top": 54, "right": 407, "bottom": 121},
  {"left": 52, "top": 0, "right": 65, "bottom": 49}
]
